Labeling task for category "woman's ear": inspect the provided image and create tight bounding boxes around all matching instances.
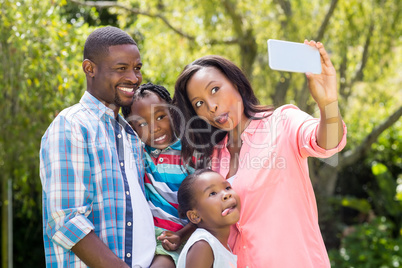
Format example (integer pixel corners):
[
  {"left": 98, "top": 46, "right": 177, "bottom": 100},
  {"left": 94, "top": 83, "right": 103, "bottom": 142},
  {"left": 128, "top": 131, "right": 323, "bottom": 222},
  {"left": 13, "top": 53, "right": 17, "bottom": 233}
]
[
  {"left": 187, "top": 210, "right": 201, "bottom": 225},
  {"left": 82, "top": 59, "right": 95, "bottom": 78}
]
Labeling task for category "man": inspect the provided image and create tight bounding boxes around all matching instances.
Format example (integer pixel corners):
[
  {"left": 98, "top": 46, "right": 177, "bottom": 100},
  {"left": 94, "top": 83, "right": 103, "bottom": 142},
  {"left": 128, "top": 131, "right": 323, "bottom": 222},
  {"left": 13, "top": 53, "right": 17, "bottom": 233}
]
[{"left": 40, "top": 26, "right": 155, "bottom": 267}]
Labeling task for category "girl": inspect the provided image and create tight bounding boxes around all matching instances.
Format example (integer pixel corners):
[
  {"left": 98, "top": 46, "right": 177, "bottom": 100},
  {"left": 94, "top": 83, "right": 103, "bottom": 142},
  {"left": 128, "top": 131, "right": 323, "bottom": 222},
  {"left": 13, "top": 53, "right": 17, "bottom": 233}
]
[
  {"left": 177, "top": 168, "right": 240, "bottom": 268},
  {"left": 173, "top": 41, "right": 347, "bottom": 267},
  {"left": 122, "top": 82, "right": 195, "bottom": 268}
]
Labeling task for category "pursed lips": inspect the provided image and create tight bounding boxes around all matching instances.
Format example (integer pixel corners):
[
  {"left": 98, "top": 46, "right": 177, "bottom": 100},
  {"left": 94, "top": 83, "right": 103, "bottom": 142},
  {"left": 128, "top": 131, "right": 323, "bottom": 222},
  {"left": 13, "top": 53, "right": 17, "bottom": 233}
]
[{"left": 214, "top": 112, "right": 229, "bottom": 124}]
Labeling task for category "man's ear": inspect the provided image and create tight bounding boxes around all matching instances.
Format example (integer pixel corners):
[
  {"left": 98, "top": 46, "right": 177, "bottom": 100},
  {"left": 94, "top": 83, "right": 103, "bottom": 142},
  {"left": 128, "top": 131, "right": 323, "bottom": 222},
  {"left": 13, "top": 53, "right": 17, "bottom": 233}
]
[
  {"left": 187, "top": 210, "right": 201, "bottom": 225},
  {"left": 82, "top": 59, "right": 95, "bottom": 78}
]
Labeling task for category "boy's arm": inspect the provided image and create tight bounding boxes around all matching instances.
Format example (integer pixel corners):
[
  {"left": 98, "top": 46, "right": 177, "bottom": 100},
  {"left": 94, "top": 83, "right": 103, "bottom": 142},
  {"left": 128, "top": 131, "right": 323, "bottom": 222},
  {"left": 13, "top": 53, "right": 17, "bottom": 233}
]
[{"left": 158, "top": 223, "right": 197, "bottom": 251}]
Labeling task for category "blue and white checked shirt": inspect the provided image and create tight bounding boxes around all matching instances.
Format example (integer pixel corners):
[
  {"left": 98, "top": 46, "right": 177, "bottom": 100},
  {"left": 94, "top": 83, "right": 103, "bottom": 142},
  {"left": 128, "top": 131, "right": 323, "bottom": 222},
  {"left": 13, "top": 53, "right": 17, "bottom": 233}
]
[{"left": 40, "top": 91, "right": 153, "bottom": 267}]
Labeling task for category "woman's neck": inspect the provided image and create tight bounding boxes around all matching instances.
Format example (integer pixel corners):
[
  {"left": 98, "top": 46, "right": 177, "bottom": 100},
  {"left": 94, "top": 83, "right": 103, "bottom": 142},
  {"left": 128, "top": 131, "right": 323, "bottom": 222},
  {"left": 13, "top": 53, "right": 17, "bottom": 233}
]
[{"left": 227, "top": 112, "right": 250, "bottom": 148}]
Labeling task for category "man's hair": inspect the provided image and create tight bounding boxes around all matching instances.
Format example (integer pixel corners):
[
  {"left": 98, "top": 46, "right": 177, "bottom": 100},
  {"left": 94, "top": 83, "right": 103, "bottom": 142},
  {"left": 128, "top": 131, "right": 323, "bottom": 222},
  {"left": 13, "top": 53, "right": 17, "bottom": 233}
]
[{"left": 83, "top": 26, "right": 137, "bottom": 62}]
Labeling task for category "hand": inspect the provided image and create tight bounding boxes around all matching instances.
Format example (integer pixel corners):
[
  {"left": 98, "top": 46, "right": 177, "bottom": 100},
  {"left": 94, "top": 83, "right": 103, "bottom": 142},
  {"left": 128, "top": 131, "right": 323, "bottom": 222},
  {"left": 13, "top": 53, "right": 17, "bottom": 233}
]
[
  {"left": 304, "top": 40, "right": 338, "bottom": 110},
  {"left": 157, "top": 231, "right": 181, "bottom": 251}
]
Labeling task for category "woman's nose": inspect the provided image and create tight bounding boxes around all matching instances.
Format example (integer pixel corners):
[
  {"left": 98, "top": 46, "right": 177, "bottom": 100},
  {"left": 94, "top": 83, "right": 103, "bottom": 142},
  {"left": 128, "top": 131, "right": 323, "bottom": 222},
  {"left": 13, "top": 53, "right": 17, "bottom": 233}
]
[{"left": 207, "top": 100, "right": 218, "bottom": 113}]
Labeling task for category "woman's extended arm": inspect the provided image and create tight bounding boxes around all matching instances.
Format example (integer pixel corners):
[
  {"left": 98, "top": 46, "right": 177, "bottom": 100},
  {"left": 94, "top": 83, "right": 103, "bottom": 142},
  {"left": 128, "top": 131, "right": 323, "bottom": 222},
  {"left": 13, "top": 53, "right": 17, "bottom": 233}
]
[{"left": 305, "top": 40, "right": 344, "bottom": 149}]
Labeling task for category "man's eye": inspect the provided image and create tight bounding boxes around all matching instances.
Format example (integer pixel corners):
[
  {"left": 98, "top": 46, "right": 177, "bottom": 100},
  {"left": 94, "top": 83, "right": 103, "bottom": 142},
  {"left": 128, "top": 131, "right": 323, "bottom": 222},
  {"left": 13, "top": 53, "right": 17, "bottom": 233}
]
[
  {"left": 119, "top": 67, "right": 126, "bottom": 70},
  {"left": 195, "top": 101, "right": 203, "bottom": 108}
]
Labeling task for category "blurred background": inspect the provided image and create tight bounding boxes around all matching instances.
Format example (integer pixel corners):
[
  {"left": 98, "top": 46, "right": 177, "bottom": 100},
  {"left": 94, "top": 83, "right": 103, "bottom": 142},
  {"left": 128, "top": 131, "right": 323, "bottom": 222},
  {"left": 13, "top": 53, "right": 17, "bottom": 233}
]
[{"left": 0, "top": 0, "right": 401, "bottom": 267}]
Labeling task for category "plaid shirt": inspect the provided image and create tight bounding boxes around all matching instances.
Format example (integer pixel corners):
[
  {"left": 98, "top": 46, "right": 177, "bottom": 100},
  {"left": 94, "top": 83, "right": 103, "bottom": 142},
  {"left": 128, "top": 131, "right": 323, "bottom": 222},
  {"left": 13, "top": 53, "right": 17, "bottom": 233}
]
[{"left": 40, "top": 91, "right": 146, "bottom": 267}]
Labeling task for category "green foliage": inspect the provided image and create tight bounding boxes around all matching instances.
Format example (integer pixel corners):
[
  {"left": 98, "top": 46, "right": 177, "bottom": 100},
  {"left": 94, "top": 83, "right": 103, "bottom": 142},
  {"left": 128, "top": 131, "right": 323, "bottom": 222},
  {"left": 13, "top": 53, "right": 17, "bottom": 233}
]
[
  {"left": 0, "top": 0, "right": 400, "bottom": 266},
  {"left": 329, "top": 217, "right": 402, "bottom": 268},
  {"left": 0, "top": 0, "right": 91, "bottom": 266}
]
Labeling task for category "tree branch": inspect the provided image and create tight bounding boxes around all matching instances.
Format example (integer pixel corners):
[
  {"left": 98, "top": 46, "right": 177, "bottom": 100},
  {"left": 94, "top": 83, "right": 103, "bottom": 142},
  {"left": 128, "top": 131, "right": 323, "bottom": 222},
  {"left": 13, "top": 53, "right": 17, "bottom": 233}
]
[
  {"left": 70, "top": 0, "right": 240, "bottom": 44},
  {"left": 315, "top": 0, "right": 339, "bottom": 41},
  {"left": 340, "top": 105, "right": 402, "bottom": 169},
  {"left": 351, "top": 21, "right": 374, "bottom": 85},
  {"left": 273, "top": 0, "right": 292, "bottom": 17}
]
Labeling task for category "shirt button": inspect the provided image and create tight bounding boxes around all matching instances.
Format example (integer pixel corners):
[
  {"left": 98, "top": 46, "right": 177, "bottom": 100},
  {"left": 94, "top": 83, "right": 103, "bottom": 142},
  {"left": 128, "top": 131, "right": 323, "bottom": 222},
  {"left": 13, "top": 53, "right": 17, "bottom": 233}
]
[
  {"left": 120, "top": 162, "right": 124, "bottom": 167},
  {"left": 126, "top": 253, "right": 131, "bottom": 258},
  {"left": 126, "top": 191, "right": 130, "bottom": 195},
  {"left": 117, "top": 134, "right": 122, "bottom": 139},
  {"left": 159, "top": 158, "right": 164, "bottom": 163},
  {"left": 127, "top": 222, "right": 132, "bottom": 226}
]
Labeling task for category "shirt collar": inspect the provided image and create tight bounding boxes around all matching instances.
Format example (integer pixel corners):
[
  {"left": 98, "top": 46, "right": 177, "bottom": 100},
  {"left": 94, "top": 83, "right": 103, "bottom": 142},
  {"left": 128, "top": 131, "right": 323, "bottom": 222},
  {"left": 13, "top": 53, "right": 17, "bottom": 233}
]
[
  {"left": 217, "top": 112, "right": 271, "bottom": 147},
  {"left": 145, "top": 139, "right": 181, "bottom": 157},
  {"left": 80, "top": 91, "right": 115, "bottom": 120}
]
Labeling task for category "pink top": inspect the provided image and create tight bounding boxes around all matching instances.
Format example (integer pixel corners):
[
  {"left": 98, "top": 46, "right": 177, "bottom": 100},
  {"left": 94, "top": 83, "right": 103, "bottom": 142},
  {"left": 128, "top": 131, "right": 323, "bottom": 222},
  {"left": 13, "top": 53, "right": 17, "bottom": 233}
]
[{"left": 211, "top": 105, "right": 347, "bottom": 268}]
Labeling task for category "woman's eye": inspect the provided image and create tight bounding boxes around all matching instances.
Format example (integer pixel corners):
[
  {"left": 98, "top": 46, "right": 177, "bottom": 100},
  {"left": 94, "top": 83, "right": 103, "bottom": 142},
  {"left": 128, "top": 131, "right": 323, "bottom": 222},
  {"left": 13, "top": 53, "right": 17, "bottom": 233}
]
[
  {"left": 211, "top": 87, "right": 219, "bottom": 94},
  {"left": 209, "top": 191, "right": 217, "bottom": 197},
  {"left": 195, "top": 101, "right": 203, "bottom": 108}
]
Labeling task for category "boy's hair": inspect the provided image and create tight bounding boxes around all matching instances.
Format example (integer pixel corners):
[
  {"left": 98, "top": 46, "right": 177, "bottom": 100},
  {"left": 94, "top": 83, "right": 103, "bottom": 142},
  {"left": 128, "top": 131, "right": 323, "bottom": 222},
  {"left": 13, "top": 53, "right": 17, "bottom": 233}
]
[
  {"left": 83, "top": 26, "right": 137, "bottom": 62},
  {"left": 172, "top": 55, "right": 274, "bottom": 168},
  {"left": 121, "top": 82, "right": 172, "bottom": 118},
  {"left": 177, "top": 168, "right": 215, "bottom": 219}
]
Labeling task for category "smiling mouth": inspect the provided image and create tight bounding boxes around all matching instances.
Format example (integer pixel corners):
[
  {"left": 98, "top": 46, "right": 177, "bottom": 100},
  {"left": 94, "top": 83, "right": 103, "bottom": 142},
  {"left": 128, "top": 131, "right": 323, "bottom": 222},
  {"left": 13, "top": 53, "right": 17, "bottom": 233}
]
[
  {"left": 117, "top": 86, "right": 134, "bottom": 93},
  {"left": 154, "top": 134, "right": 167, "bottom": 143},
  {"left": 214, "top": 113, "right": 229, "bottom": 125}
]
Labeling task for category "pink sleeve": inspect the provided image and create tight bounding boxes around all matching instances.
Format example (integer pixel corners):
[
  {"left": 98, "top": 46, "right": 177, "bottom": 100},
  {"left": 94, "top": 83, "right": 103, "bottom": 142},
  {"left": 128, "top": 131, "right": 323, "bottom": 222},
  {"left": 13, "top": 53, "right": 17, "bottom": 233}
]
[{"left": 279, "top": 104, "right": 347, "bottom": 159}]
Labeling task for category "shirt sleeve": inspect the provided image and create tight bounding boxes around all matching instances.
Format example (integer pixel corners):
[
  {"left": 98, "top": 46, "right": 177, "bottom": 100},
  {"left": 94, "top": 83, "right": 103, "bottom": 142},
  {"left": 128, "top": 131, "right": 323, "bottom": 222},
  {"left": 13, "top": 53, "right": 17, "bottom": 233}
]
[
  {"left": 279, "top": 104, "right": 347, "bottom": 159},
  {"left": 40, "top": 114, "right": 94, "bottom": 250}
]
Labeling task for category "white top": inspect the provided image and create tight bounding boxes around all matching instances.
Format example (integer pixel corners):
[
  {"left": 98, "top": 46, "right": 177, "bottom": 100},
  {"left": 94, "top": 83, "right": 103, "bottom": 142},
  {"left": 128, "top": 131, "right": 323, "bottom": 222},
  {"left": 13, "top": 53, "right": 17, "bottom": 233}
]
[
  {"left": 122, "top": 129, "right": 156, "bottom": 267},
  {"left": 177, "top": 228, "right": 237, "bottom": 268}
]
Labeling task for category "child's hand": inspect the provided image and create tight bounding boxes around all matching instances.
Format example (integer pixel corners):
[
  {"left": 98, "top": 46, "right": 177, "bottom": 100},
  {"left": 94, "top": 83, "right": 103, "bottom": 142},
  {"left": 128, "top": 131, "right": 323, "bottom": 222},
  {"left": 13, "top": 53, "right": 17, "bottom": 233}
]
[
  {"left": 157, "top": 231, "right": 181, "bottom": 251},
  {"left": 304, "top": 40, "right": 338, "bottom": 110}
]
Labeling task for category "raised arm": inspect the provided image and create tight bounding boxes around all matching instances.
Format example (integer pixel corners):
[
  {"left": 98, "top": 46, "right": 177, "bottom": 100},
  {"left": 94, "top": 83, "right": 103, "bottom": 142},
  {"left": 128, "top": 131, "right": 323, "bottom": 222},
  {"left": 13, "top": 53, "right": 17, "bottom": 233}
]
[{"left": 304, "top": 40, "right": 344, "bottom": 149}]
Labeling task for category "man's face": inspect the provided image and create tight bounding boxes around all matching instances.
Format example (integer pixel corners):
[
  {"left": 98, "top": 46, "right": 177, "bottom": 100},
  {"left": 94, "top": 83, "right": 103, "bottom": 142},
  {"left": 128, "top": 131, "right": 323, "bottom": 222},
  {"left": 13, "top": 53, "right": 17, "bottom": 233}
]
[{"left": 90, "top": 44, "right": 143, "bottom": 110}]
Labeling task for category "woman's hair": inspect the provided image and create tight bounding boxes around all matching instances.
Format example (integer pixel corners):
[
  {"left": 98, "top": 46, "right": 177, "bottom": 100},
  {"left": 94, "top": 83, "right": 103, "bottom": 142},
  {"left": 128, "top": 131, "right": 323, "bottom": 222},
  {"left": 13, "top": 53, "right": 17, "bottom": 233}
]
[
  {"left": 177, "top": 168, "right": 215, "bottom": 219},
  {"left": 121, "top": 82, "right": 172, "bottom": 118},
  {"left": 172, "top": 55, "right": 274, "bottom": 168}
]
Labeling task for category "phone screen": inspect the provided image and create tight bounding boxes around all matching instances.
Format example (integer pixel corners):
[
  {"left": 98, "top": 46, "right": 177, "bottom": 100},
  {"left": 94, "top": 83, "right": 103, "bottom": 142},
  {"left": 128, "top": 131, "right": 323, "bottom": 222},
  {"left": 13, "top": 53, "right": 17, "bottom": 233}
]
[{"left": 267, "top": 39, "right": 321, "bottom": 74}]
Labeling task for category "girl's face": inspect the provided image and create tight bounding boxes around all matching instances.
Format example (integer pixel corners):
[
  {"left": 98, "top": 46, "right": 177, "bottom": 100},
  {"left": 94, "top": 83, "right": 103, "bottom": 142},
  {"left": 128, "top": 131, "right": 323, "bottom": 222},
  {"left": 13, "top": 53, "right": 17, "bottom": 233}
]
[
  {"left": 128, "top": 92, "right": 174, "bottom": 149},
  {"left": 188, "top": 171, "right": 240, "bottom": 229},
  {"left": 186, "top": 67, "right": 247, "bottom": 132}
]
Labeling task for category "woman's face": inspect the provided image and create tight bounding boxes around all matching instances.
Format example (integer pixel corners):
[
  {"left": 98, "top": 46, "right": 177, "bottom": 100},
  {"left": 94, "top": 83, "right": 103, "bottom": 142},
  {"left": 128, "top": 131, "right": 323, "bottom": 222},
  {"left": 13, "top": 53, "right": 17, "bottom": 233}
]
[{"left": 186, "top": 67, "right": 246, "bottom": 132}]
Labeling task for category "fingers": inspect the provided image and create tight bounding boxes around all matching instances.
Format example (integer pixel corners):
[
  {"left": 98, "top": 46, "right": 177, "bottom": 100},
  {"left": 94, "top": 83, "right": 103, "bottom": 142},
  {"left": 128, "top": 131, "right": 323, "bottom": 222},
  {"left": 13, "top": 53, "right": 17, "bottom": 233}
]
[
  {"left": 161, "top": 239, "right": 178, "bottom": 251},
  {"left": 304, "top": 39, "right": 333, "bottom": 68}
]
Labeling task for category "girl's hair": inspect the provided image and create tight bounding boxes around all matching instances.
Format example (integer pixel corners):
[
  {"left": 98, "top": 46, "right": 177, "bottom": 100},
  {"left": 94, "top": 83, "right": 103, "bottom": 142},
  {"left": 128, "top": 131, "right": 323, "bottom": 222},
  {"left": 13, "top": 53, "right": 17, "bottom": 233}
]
[
  {"left": 177, "top": 168, "right": 216, "bottom": 219},
  {"left": 121, "top": 82, "right": 172, "bottom": 118},
  {"left": 172, "top": 55, "right": 274, "bottom": 168}
]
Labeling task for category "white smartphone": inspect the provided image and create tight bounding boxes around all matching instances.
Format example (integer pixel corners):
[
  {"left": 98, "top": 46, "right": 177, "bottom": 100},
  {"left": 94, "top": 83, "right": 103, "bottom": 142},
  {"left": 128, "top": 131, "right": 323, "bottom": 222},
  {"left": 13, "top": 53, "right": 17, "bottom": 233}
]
[{"left": 267, "top": 39, "right": 321, "bottom": 74}]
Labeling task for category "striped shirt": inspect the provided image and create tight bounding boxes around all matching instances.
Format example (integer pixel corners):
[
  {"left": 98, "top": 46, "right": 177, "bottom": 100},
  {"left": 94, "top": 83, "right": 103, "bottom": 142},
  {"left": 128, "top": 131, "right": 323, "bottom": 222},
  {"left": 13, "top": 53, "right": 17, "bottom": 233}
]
[
  {"left": 143, "top": 140, "right": 193, "bottom": 232},
  {"left": 39, "top": 91, "right": 155, "bottom": 267}
]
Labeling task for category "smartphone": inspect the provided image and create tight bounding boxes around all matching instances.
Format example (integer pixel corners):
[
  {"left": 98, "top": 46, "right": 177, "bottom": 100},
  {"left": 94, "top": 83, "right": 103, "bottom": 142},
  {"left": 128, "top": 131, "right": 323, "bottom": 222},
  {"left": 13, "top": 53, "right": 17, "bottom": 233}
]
[{"left": 267, "top": 39, "right": 321, "bottom": 74}]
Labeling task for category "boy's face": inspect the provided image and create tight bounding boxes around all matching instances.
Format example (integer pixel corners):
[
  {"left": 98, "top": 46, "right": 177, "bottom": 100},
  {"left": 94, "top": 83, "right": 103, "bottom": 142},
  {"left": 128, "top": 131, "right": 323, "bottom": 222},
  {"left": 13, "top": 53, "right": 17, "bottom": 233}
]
[{"left": 128, "top": 92, "right": 174, "bottom": 149}]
